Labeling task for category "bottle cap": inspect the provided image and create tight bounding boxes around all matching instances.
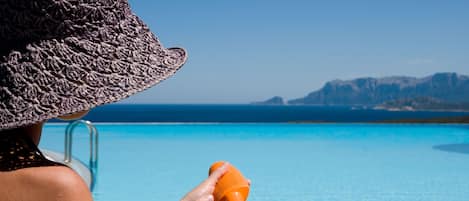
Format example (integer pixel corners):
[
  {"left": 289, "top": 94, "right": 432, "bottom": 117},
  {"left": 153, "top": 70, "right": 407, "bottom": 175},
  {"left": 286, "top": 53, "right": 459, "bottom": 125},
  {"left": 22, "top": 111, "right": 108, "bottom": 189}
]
[{"left": 209, "top": 161, "right": 250, "bottom": 201}]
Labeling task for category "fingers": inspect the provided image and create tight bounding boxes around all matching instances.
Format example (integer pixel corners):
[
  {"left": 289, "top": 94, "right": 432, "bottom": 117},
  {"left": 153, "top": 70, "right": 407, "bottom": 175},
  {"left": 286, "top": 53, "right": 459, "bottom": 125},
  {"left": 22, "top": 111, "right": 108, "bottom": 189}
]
[
  {"left": 207, "top": 162, "right": 230, "bottom": 184},
  {"left": 196, "top": 194, "right": 214, "bottom": 201}
]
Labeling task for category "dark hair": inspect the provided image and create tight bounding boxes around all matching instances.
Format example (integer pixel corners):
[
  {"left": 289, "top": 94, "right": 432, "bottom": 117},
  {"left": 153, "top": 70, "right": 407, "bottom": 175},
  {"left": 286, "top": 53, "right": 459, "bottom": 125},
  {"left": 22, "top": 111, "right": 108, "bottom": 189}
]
[{"left": 0, "top": 125, "right": 26, "bottom": 135}]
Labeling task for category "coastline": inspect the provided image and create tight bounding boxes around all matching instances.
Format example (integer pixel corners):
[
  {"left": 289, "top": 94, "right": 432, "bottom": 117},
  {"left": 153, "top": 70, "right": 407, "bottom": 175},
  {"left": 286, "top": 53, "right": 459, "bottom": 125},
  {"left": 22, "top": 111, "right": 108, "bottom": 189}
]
[
  {"left": 373, "top": 106, "right": 469, "bottom": 113},
  {"left": 375, "top": 116, "right": 469, "bottom": 124},
  {"left": 289, "top": 116, "right": 469, "bottom": 124}
]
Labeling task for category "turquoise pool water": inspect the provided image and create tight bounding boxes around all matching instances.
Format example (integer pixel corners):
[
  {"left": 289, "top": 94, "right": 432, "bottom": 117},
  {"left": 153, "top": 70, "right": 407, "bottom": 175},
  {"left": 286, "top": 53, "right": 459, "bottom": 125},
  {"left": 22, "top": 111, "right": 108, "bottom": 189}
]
[{"left": 41, "top": 123, "right": 469, "bottom": 201}]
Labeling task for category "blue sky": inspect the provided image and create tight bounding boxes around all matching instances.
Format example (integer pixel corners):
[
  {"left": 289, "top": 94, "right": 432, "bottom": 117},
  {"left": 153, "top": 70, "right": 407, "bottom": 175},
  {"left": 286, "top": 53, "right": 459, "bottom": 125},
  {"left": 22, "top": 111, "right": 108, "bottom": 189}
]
[{"left": 121, "top": 0, "right": 469, "bottom": 104}]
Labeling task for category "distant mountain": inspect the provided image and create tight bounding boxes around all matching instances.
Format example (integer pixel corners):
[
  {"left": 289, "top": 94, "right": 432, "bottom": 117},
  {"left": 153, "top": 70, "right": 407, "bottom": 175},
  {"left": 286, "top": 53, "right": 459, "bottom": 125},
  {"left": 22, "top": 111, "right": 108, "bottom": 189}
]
[
  {"left": 288, "top": 72, "right": 469, "bottom": 106},
  {"left": 253, "top": 96, "right": 285, "bottom": 105}
]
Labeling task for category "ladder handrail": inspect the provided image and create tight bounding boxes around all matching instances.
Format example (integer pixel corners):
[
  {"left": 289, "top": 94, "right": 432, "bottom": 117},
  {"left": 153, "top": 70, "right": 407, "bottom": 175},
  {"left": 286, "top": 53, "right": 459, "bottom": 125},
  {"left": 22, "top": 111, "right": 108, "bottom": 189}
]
[{"left": 64, "top": 120, "right": 98, "bottom": 191}]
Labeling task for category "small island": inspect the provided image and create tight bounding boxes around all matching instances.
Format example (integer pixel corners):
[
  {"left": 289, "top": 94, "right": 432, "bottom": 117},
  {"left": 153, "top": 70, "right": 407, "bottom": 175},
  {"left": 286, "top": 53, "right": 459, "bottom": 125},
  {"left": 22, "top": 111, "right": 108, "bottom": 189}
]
[{"left": 252, "top": 96, "right": 285, "bottom": 105}]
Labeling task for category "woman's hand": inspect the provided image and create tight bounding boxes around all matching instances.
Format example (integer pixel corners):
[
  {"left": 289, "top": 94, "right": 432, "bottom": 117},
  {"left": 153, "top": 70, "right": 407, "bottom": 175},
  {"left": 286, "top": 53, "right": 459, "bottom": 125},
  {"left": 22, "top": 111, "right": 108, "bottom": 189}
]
[{"left": 180, "top": 162, "right": 230, "bottom": 201}]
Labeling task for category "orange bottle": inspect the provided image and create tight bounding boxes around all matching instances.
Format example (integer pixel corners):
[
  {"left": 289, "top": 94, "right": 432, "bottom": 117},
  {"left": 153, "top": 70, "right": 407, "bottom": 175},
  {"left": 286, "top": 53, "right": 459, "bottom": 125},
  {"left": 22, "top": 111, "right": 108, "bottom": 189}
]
[{"left": 209, "top": 161, "right": 250, "bottom": 201}]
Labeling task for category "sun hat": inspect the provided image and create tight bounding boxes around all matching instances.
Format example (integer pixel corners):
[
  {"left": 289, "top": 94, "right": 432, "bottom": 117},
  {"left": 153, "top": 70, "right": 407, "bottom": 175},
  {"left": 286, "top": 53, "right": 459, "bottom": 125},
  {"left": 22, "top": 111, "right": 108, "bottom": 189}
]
[{"left": 0, "top": 0, "right": 187, "bottom": 131}]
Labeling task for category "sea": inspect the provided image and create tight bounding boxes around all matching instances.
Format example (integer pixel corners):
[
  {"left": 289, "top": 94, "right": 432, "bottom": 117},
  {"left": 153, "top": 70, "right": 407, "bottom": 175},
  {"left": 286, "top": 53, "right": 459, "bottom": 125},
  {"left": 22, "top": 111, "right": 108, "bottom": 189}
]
[{"left": 48, "top": 104, "right": 469, "bottom": 123}]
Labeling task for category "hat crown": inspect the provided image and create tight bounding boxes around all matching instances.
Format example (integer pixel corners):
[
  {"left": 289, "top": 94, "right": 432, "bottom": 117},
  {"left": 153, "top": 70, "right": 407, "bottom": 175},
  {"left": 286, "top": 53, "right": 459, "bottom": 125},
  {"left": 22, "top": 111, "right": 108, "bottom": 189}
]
[{"left": 0, "top": 0, "right": 129, "bottom": 56}]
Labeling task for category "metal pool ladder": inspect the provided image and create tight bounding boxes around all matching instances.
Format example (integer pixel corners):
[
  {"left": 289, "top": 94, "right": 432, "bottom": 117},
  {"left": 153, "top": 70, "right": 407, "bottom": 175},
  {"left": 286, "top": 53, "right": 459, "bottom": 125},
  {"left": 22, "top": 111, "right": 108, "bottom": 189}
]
[{"left": 64, "top": 120, "right": 99, "bottom": 191}]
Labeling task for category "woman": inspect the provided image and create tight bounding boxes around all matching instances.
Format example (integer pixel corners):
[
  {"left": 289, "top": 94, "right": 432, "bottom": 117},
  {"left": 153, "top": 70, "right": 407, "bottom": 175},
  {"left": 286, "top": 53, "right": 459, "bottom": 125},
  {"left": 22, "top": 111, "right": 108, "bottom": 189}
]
[{"left": 0, "top": 0, "right": 229, "bottom": 200}]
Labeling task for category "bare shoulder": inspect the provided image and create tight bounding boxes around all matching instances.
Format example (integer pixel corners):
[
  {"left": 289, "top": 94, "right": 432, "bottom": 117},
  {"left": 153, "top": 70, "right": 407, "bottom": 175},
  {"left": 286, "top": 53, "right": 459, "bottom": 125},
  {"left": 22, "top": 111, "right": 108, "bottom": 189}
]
[{"left": 0, "top": 166, "right": 93, "bottom": 201}]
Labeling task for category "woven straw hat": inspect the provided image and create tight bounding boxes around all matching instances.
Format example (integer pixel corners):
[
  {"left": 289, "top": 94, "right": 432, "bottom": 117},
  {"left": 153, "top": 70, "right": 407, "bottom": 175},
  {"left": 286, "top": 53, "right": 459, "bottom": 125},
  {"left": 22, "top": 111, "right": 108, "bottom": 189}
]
[{"left": 0, "top": 0, "right": 187, "bottom": 130}]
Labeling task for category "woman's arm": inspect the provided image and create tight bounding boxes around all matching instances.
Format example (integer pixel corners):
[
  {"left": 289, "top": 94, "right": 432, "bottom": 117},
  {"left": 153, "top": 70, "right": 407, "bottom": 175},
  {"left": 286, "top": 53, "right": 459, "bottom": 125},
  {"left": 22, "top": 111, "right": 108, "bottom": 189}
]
[{"left": 180, "top": 163, "right": 230, "bottom": 201}]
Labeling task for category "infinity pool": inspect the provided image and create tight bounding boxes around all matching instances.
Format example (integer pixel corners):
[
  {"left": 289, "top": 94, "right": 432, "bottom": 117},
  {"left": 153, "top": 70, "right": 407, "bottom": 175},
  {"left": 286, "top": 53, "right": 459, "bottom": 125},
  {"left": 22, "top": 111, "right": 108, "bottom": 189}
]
[{"left": 41, "top": 123, "right": 469, "bottom": 201}]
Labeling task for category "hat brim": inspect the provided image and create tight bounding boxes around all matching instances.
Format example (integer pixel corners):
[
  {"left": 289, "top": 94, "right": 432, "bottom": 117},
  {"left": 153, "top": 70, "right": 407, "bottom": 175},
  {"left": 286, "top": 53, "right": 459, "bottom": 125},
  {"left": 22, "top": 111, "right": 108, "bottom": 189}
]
[{"left": 0, "top": 11, "right": 188, "bottom": 130}]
